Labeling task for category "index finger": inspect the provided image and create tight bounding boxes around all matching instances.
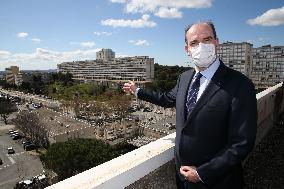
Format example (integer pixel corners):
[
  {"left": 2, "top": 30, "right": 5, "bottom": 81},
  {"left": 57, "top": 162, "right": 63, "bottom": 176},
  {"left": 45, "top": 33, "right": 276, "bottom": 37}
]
[
  {"left": 180, "top": 166, "right": 191, "bottom": 171},
  {"left": 127, "top": 80, "right": 134, "bottom": 85}
]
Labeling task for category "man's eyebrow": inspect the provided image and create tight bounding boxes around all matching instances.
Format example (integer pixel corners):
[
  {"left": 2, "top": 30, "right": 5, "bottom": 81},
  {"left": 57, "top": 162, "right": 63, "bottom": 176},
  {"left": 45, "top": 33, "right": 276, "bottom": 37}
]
[
  {"left": 204, "top": 36, "right": 213, "bottom": 40},
  {"left": 189, "top": 39, "right": 198, "bottom": 44}
]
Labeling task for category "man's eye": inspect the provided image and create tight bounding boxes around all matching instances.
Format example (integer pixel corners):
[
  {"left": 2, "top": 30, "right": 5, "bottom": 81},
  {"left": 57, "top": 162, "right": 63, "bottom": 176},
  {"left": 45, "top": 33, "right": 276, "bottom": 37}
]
[{"left": 205, "top": 37, "right": 212, "bottom": 42}]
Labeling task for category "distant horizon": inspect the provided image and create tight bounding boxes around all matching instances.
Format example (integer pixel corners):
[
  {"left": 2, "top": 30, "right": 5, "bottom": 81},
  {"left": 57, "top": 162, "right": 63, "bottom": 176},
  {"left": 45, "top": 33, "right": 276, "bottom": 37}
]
[
  {"left": 1, "top": 40, "right": 281, "bottom": 72},
  {"left": 1, "top": 0, "right": 283, "bottom": 71}
]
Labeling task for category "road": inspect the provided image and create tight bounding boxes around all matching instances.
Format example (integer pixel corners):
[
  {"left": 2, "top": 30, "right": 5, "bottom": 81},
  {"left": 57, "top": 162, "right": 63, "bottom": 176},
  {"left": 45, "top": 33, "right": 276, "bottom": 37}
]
[
  {"left": 0, "top": 128, "right": 44, "bottom": 189},
  {"left": 0, "top": 88, "right": 61, "bottom": 108}
]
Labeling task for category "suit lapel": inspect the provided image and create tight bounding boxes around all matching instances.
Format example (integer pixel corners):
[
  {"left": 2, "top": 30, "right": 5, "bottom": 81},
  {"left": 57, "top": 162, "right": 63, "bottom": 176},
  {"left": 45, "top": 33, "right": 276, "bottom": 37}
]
[{"left": 183, "top": 62, "right": 228, "bottom": 128}]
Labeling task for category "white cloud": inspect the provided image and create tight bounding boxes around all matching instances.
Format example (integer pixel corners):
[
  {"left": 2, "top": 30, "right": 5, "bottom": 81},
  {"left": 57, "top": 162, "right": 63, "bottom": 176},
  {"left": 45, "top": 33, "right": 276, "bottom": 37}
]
[
  {"left": 129, "top": 39, "right": 150, "bottom": 46},
  {"left": 247, "top": 6, "right": 284, "bottom": 26},
  {"left": 31, "top": 38, "right": 41, "bottom": 43},
  {"left": 110, "top": 0, "right": 212, "bottom": 18},
  {"left": 101, "top": 14, "right": 156, "bottom": 28},
  {"left": 80, "top": 41, "right": 96, "bottom": 48},
  {"left": 110, "top": 0, "right": 126, "bottom": 3},
  {"left": 93, "top": 31, "right": 112, "bottom": 36},
  {"left": 17, "top": 32, "right": 29, "bottom": 38},
  {"left": 0, "top": 50, "right": 12, "bottom": 56},
  {"left": 154, "top": 7, "right": 182, "bottom": 18},
  {"left": 246, "top": 40, "right": 252, "bottom": 44},
  {"left": 0, "top": 48, "right": 101, "bottom": 70}
]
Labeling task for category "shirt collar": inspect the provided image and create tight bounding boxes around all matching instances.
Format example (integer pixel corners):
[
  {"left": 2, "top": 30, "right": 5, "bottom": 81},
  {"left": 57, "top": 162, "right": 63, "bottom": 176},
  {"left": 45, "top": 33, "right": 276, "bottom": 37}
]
[{"left": 194, "top": 58, "right": 220, "bottom": 80}]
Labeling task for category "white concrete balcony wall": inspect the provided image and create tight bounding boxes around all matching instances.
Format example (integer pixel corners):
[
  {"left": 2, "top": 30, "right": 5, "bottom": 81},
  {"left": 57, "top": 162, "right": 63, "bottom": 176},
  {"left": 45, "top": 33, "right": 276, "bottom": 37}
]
[{"left": 46, "top": 133, "right": 176, "bottom": 189}]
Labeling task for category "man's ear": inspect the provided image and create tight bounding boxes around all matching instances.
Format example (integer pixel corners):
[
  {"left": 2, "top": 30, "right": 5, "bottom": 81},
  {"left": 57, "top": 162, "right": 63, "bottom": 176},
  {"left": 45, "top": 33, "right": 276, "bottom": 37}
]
[
  {"left": 215, "top": 38, "right": 220, "bottom": 46},
  {"left": 185, "top": 45, "right": 190, "bottom": 56}
]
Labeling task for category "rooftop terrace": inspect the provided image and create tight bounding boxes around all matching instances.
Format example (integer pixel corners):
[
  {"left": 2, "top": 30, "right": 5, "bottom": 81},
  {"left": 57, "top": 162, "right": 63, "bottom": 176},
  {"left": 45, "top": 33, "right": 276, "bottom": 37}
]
[{"left": 46, "top": 82, "right": 284, "bottom": 189}]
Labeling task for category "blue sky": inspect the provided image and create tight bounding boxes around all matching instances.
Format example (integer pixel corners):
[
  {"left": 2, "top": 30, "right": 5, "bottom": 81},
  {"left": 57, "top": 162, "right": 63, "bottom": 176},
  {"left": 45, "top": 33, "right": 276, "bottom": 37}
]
[{"left": 0, "top": 0, "right": 283, "bottom": 71}]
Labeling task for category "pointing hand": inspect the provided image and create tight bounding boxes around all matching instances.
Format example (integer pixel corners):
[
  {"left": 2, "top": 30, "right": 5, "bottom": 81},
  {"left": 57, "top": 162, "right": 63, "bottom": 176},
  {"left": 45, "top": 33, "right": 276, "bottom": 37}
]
[{"left": 122, "top": 80, "right": 137, "bottom": 95}]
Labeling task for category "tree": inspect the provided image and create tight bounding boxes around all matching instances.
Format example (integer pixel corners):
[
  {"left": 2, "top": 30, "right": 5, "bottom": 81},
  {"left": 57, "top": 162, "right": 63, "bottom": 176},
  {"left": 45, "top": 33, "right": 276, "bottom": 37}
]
[
  {"left": 51, "top": 72, "right": 74, "bottom": 86},
  {"left": 42, "top": 138, "right": 119, "bottom": 181},
  {"left": 106, "top": 92, "right": 131, "bottom": 124},
  {"left": 18, "top": 82, "right": 32, "bottom": 93},
  {"left": 0, "top": 97, "right": 17, "bottom": 125},
  {"left": 13, "top": 110, "right": 50, "bottom": 148},
  {"left": 149, "top": 63, "right": 192, "bottom": 91},
  {"left": 41, "top": 138, "right": 137, "bottom": 181},
  {"left": 32, "top": 74, "right": 44, "bottom": 94}
]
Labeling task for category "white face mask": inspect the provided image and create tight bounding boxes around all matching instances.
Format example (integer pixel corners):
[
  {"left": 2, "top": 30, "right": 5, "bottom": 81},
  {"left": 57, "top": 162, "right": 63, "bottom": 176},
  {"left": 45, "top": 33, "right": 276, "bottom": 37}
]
[{"left": 188, "top": 43, "right": 216, "bottom": 68}]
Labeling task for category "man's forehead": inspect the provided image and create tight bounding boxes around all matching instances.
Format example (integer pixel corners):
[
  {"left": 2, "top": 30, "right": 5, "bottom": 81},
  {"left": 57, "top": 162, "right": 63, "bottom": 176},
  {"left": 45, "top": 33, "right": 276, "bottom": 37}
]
[{"left": 186, "top": 23, "right": 213, "bottom": 39}]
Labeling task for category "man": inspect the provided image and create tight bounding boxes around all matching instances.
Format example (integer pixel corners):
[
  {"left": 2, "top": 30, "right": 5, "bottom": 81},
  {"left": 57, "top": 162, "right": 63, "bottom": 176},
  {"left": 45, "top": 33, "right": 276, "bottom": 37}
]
[{"left": 123, "top": 21, "right": 257, "bottom": 189}]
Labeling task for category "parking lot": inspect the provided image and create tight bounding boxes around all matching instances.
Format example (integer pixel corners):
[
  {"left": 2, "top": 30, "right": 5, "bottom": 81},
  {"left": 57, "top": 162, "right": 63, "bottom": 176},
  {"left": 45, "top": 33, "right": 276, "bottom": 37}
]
[{"left": 0, "top": 126, "right": 44, "bottom": 189}]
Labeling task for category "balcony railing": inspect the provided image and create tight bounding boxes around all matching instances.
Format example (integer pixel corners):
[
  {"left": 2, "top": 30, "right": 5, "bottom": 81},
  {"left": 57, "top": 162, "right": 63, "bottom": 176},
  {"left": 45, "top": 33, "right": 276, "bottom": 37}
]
[{"left": 46, "top": 83, "right": 284, "bottom": 189}]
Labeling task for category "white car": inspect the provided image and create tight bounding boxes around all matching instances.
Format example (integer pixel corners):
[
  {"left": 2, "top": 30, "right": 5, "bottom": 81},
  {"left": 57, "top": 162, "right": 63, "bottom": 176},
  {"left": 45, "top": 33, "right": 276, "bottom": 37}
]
[{"left": 7, "top": 147, "right": 15, "bottom": 154}]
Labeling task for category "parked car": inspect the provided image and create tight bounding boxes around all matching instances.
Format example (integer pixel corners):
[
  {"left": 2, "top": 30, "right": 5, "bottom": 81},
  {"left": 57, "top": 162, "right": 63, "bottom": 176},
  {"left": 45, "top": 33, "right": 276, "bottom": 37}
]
[
  {"left": 7, "top": 129, "right": 15, "bottom": 134},
  {"left": 33, "top": 174, "right": 47, "bottom": 183},
  {"left": 7, "top": 147, "right": 15, "bottom": 154},
  {"left": 128, "top": 107, "right": 137, "bottom": 112},
  {"left": 15, "top": 179, "right": 33, "bottom": 189},
  {"left": 143, "top": 107, "right": 152, "bottom": 112},
  {"left": 22, "top": 141, "right": 32, "bottom": 147},
  {"left": 10, "top": 131, "right": 19, "bottom": 136},
  {"left": 11, "top": 134, "right": 21, "bottom": 140},
  {"left": 0, "top": 157, "right": 3, "bottom": 165},
  {"left": 9, "top": 130, "right": 18, "bottom": 135},
  {"left": 15, "top": 174, "right": 48, "bottom": 189},
  {"left": 24, "top": 144, "right": 36, "bottom": 151}
]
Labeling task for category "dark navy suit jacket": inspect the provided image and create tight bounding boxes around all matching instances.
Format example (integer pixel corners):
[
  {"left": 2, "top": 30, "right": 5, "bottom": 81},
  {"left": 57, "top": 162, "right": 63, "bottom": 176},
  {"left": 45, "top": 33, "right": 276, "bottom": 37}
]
[{"left": 137, "top": 61, "right": 257, "bottom": 189}]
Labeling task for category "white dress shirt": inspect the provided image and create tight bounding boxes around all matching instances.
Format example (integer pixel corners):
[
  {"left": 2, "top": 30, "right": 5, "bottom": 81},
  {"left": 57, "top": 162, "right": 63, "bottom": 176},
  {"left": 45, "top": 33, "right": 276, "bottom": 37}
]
[{"left": 192, "top": 58, "right": 220, "bottom": 102}]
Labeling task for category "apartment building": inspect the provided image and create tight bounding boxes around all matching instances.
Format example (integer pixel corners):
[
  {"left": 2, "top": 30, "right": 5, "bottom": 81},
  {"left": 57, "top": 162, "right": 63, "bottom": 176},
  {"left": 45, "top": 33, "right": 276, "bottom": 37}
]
[
  {"left": 96, "top": 48, "right": 115, "bottom": 61},
  {"left": 5, "top": 66, "right": 19, "bottom": 85},
  {"left": 218, "top": 42, "right": 284, "bottom": 89},
  {"left": 58, "top": 49, "right": 155, "bottom": 84},
  {"left": 250, "top": 45, "right": 284, "bottom": 89},
  {"left": 218, "top": 42, "right": 253, "bottom": 78}
]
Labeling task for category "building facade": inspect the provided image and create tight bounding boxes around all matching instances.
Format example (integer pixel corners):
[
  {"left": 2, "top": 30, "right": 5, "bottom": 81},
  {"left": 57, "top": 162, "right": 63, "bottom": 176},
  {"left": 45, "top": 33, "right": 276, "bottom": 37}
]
[
  {"left": 14, "top": 74, "right": 23, "bottom": 86},
  {"left": 96, "top": 49, "right": 115, "bottom": 61},
  {"left": 5, "top": 66, "right": 19, "bottom": 85},
  {"left": 218, "top": 42, "right": 284, "bottom": 89},
  {"left": 250, "top": 45, "right": 284, "bottom": 89},
  {"left": 217, "top": 42, "right": 253, "bottom": 78},
  {"left": 58, "top": 49, "right": 155, "bottom": 84}
]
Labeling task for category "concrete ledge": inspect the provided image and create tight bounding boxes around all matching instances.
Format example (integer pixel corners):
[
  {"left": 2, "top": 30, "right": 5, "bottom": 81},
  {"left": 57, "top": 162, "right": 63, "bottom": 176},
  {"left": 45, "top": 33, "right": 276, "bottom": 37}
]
[
  {"left": 46, "top": 133, "right": 175, "bottom": 189},
  {"left": 125, "top": 160, "right": 176, "bottom": 189},
  {"left": 256, "top": 82, "right": 282, "bottom": 100}
]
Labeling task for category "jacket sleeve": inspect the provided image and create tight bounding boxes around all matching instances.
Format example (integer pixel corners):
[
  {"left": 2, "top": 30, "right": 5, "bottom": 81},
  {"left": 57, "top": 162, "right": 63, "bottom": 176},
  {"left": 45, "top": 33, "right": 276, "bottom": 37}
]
[
  {"left": 196, "top": 78, "right": 257, "bottom": 187},
  {"left": 137, "top": 76, "right": 181, "bottom": 108}
]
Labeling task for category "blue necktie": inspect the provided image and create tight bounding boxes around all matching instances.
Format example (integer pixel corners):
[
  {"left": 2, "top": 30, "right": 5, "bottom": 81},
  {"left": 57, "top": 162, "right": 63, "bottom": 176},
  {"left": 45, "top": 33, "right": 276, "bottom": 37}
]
[{"left": 186, "top": 72, "right": 202, "bottom": 116}]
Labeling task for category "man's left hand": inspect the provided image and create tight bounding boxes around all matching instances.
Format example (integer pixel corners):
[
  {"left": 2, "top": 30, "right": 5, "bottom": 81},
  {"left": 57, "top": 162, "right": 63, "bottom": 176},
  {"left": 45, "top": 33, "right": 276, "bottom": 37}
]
[{"left": 180, "top": 166, "right": 200, "bottom": 183}]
